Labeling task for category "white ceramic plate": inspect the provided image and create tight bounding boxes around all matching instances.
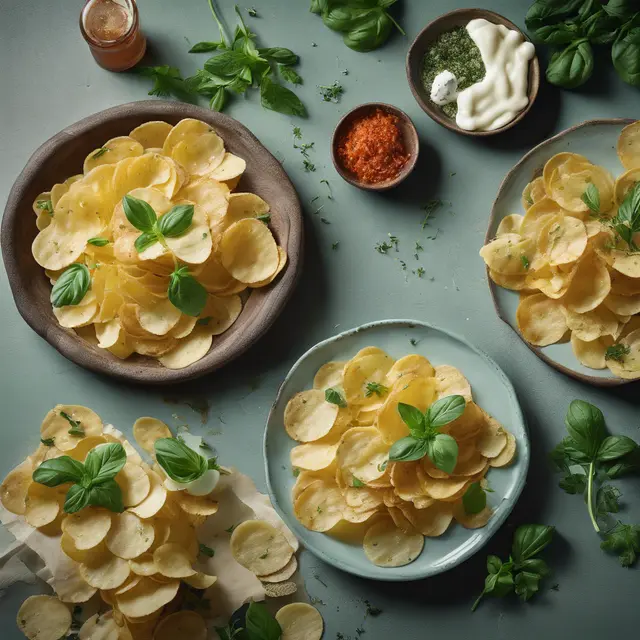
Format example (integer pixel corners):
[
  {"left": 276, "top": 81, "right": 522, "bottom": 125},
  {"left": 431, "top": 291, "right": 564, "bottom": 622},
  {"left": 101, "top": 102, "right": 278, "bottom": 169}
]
[
  {"left": 263, "top": 319, "right": 529, "bottom": 581},
  {"left": 487, "top": 118, "right": 635, "bottom": 387}
]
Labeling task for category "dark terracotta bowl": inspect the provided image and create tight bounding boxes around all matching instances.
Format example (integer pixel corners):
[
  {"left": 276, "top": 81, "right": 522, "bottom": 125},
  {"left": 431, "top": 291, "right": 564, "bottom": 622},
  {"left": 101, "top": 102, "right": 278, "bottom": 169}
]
[
  {"left": 1, "top": 100, "right": 303, "bottom": 385},
  {"left": 406, "top": 8, "right": 540, "bottom": 137},
  {"left": 331, "top": 103, "right": 419, "bottom": 191}
]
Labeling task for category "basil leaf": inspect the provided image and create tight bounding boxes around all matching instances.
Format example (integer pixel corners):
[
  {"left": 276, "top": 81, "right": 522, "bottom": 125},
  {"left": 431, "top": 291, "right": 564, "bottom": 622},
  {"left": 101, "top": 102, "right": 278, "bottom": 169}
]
[
  {"left": 84, "top": 443, "right": 127, "bottom": 484},
  {"left": 87, "top": 479, "right": 125, "bottom": 513},
  {"left": 325, "top": 387, "right": 347, "bottom": 408},
  {"left": 64, "top": 485, "right": 91, "bottom": 514},
  {"left": 511, "top": 524, "right": 555, "bottom": 563},
  {"left": 397, "top": 402, "right": 425, "bottom": 436},
  {"left": 426, "top": 395, "right": 466, "bottom": 429},
  {"left": 525, "top": 0, "right": 585, "bottom": 30},
  {"left": 604, "top": 0, "right": 635, "bottom": 19},
  {"left": 533, "top": 21, "right": 580, "bottom": 45},
  {"left": 597, "top": 435, "right": 637, "bottom": 461},
  {"left": 616, "top": 182, "right": 640, "bottom": 226},
  {"left": 155, "top": 437, "right": 208, "bottom": 483},
  {"left": 487, "top": 555, "right": 502, "bottom": 574},
  {"left": 205, "top": 51, "right": 252, "bottom": 77},
  {"left": 426, "top": 433, "right": 458, "bottom": 474},
  {"left": 190, "top": 41, "right": 224, "bottom": 53},
  {"left": 463, "top": 482, "right": 487, "bottom": 515},
  {"left": 259, "top": 47, "right": 298, "bottom": 64},
  {"left": 514, "top": 571, "right": 542, "bottom": 601},
  {"left": 199, "top": 543, "right": 215, "bottom": 557},
  {"left": 605, "top": 447, "right": 640, "bottom": 478},
  {"left": 210, "top": 86, "right": 227, "bottom": 112},
  {"left": 388, "top": 436, "right": 430, "bottom": 462},
  {"left": 279, "top": 65, "right": 302, "bottom": 85},
  {"left": 122, "top": 195, "right": 157, "bottom": 232},
  {"left": 50, "top": 264, "right": 91, "bottom": 308},
  {"left": 134, "top": 231, "right": 160, "bottom": 253},
  {"left": 158, "top": 204, "right": 195, "bottom": 238},
  {"left": 87, "top": 237, "right": 110, "bottom": 247},
  {"left": 343, "top": 9, "right": 393, "bottom": 52},
  {"left": 260, "top": 77, "right": 306, "bottom": 116},
  {"left": 33, "top": 457, "right": 85, "bottom": 487},
  {"left": 485, "top": 567, "right": 514, "bottom": 597},
  {"left": 546, "top": 39, "right": 594, "bottom": 89},
  {"left": 518, "top": 557, "right": 550, "bottom": 576},
  {"left": 565, "top": 399, "right": 606, "bottom": 459},
  {"left": 168, "top": 267, "right": 208, "bottom": 317},
  {"left": 581, "top": 183, "right": 600, "bottom": 213},
  {"left": 244, "top": 602, "right": 282, "bottom": 640},
  {"left": 352, "top": 477, "right": 365, "bottom": 488}
]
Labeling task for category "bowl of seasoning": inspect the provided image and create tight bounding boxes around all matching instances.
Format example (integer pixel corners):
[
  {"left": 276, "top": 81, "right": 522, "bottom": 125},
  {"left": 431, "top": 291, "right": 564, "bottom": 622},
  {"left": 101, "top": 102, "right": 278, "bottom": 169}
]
[
  {"left": 331, "top": 103, "right": 419, "bottom": 191},
  {"left": 406, "top": 9, "right": 540, "bottom": 136}
]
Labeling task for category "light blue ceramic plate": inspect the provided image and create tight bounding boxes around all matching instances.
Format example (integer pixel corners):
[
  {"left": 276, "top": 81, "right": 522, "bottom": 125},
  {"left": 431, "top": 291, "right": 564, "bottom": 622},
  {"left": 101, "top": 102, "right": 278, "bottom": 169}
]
[
  {"left": 263, "top": 319, "right": 529, "bottom": 581},
  {"left": 487, "top": 118, "right": 635, "bottom": 387}
]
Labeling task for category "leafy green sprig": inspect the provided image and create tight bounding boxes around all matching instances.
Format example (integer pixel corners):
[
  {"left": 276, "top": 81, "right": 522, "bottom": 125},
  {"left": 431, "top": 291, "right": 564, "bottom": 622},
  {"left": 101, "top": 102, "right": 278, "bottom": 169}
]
[
  {"left": 387, "top": 396, "right": 466, "bottom": 473},
  {"left": 216, "top": 602, "right": 282, "bottom": 640},
  {"left": 50, "top": 264, "right": 91, "bottom": 308},
  {"left": 550, "top": 399, "right": 640, "bottom": 566},
  {"left": 155, "top": 437, "right": 227, "bottom": 484},
  {"left": 472, "top": 524, "right": 555, "bottom": 611},
  {"left": 33, "top": 443, "right": 127, "bottom": 514}
]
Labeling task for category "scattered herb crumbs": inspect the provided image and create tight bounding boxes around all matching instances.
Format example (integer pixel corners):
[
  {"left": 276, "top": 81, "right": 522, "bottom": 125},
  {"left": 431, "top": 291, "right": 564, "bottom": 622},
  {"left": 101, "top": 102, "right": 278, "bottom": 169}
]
[
  {"left": 414, "top": 267, "right": 426, "bottom": 278},
  {"left": 259, "top": 550, "right": 269, "bottom": 559},
  {"left": 247, "top": 6, "right": 257, "bottom": 17},
  {"left": 605, "top": 343, "right": 630, "bottom": 363},
  {"left": 36, "top": 199, "right": 53, "bottom": 214},
  {"left": 313, "top": 573, "right": 328, "bottom": 587},
  {"left": 421, "top": 200, "right": 443, "bottom": 229},
  {"left": 399, "top": 259, "right": 407, "bottom": 271},
  {"left": 199, "top": 543, "right": 215, "bottom": 558},
  {"left": 313, "top": 204, "right": 325, "bottom": 214},
  {"left": 364, "top": 601, "right": 382, "bottom": 617},
  {"left": 293, "top": 467, "right": 301, "bottom": 477},
  {"left": 256, "top": 214, "right": 271, "bottom": 224},
  {"left": 388, "top": 234, "right": 399, "bottom": 251},
  {"left": 551, "top": 583, "right": 560, "bottom": 591},
  {"left": 320, "top": 179, "right": 333, "bottom": 199},
  {"left": 225, "top": 525, "right": 236, "bottom": 533},
  {"left": 352, "top": 477, "right": 365, "bottom": 488},
  {"left": 41, "top": 438, "right": 55, "bottom": 447},
  {"left": 365, "top": 382, "right": 389, "bottom": 398},
  {"left": 342, "top": 69, "right": 349, "bottom": 75},
  {"left": 317, "top": 506, "right": 323, "bottom": 513},
  {"left": 332, "top": 242, "right": 340, "bottom": 250},
  {"left": 318, "top": 81, "right": 344, "bottom": 102},
  {"left": 356, "top": 627, "right": 365, "bottom": 636},
  {"left": 60, "top": 411, "right": 85, "bottom": 437},
  {"left": 312, "top": 42, "right": 318, "bottom": 47},
  {"left": 320, "top": 217, "right": 331, "bottom": 224},
  {"left": 521, "top": 255, "right": 530, "bottom": 269},
  {"left": 304, "top": 159, "right": 316, "bottom": 172},
  {"left": 375, "top": 241, "right": 393, "bottom": 254},
  {"left": 410, "top": 338, "right": 419, "bottom": 346},
  {"left": 450, "top": 172, "right": 457, "bottom": 177},
  {"left": 91, "top": 147, "right": 109, "bottom": 159}
]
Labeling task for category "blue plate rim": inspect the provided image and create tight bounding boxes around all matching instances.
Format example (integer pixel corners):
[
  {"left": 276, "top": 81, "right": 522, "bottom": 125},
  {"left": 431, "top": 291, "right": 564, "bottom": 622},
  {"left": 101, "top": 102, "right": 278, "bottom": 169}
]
[{"left": 263, "top": 318, "right": 530, "bottom": 582}]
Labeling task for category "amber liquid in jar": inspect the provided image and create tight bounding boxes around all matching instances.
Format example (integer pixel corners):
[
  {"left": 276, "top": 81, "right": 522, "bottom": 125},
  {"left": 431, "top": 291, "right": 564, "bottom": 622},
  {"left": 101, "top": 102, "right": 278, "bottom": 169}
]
[{"left": 80, "top": 0, "right": 146, "bottom": 72}]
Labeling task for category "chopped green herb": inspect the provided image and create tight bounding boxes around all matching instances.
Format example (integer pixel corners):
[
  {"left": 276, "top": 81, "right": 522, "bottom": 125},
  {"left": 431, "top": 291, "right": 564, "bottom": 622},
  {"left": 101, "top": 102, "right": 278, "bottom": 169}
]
[
  {"left": 293, "top": 467, "right": 301, "bottom": 477},
  {"left": 410, "top": 338, "right": 419, "bottom": 346},
  {"left": 375, "top": 241, "right": 393, "bottom": 254},
  {"left": 259, "top": 550, "right": 269, "bottom": 559},
  {"left": 41, "top": 438, "right": 55, "bottom": 447},
  {"left": 388, "top": 234, "right": 399, "bottom": 251},
  {"left": 332, "top": 242, "right": 340, "bottom": 250},
  {"left": 36, "top": 199, "right": 53, "bottom": 214},
  {"left": 365, "top": 382, "right": 389, "bottom": 398},
  {"left": 325, "top": 387, "right": 347, "bottom": 408},
  {"left": 364, "top": 601, "right": 382, "bottom": 617},
  {"left": 87, "top": 237, "right": 110, "bottom": 247},
  {"left": 199, "top": 543, "right": 215, "bottom": 558},
  {"left": 320, "top": 217, "right": 330, "bottom": 224},
  {"left": 605, "top": 343, "right": 631, "bottom": 363},
  {"left": 352, "top": 477, "right": 365, "bottom": 488},
  {"left": 225, "top": 525, "right": 237, "bottom": 533},
  {"left": 197, "top": 317, "right": 212, "bottom": 326},
  {"left": 317, "top": 506, "right": 323, "bottom": 513},
  {"left": 414, "top": 267, "right": 426, "bottom": 278},
  {"left": 91, "top": 147, "right": 109, "bottom": 159},
  {"left": 521, "top": 255, "right": 530, "bottom": 269},
  {"left": 303, "top": 159, "right": 316, "bottom": 172},
  {"left": 421, "top": 200, "right": 443, "bottom": 229},
  {"left": 247, "top": 6, "right": 257, "bottom": 17},
  {"left": 60, "top": 411, "right": 85, "bottom": 437},
  {"left": 256, "top": 214, "right": 271, "bottom": 224},
  {"left": 318, "top": 81, "right": 344, "bottom": 103}
]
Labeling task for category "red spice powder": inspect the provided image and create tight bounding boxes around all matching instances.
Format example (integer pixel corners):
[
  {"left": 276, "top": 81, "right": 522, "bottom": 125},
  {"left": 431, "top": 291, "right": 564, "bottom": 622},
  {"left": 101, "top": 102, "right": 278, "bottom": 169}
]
[{"left": 337, "top": 108, "right": 410, "bottom": 184}]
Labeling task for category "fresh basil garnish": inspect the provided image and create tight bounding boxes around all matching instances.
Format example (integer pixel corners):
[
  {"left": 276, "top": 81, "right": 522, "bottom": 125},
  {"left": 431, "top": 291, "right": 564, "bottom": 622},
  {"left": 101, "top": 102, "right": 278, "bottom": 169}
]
[
  {"left": 50, "top": 264, "right": 91, "bottom": 308},
  {"left": 168, "top": 266, "right": 208, "bottom": 317}
]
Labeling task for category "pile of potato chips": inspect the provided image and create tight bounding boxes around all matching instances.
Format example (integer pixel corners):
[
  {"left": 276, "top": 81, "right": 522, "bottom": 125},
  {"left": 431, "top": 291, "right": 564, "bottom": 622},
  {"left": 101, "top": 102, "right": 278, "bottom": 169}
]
[
  {"left": 481, "top": 121, "right": 640, "bottom": 379},
  {"left": 1, "top": 405, "right": 321, "bottom": 640},
  {"left": 284, "top": 347, "right": 517, "bottom": 568},
  {"left": 30, "top": 118, "right": 287, "bottom": 369}
]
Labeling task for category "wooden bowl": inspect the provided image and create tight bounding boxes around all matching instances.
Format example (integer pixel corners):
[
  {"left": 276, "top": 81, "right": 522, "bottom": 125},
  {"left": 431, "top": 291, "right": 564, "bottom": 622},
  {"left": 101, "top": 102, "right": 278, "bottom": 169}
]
[
  {"left": 406, "top": 9, "right": 540, "bottom": 137},
  {"left": 1, "top": 101, "right": 304, "bottom": 385},
  {"left": 331, "top": 103, "right": 419, "bottom": 191}
]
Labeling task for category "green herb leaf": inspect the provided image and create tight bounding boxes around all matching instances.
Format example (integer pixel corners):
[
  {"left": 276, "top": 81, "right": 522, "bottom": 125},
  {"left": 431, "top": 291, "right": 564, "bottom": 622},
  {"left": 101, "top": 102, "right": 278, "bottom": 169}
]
[
  {"left": 259, "top": 47, "right": 298, "bottom": 64},
  {"left": 137, "top": 65, "right": 195, "bottom": 101},
  {"left": 514, "top": 571, "right": 542, "bottom": 601},
  {"left": 40, "top": 438, "right": 55, "bottom": 447},
  {"left": 325, "top": 387, "right": 347, "bottom": 408},
  {"left": 87, "top": 479, "right": 125, "bottom": 513},
  {"left": 612, "top": 23, "right": 640, "bottom": 87},
  {"left": 546, "top": 39, "right": 594, "bottom": 88},
  {"left": 32, "top": 456, "right": 86, "bottom": 487},
  {"left": 158, "top": 204, "right": 195, "bottom": 237},
  {"left": 512, "top": 524, "right": 555, "bottom": 563},
  {"left": 487, "top": 555, "right": 502, "bottom": 574},
  {"left": 597, "top": 435, "right": 637, "bottom": 461},
  {"left": 209, "top": 86, "right": 228, "bottom": 112},
  {"left": 426, "top": 433, "right": 458, "bottom": 474},
  {"left": 50, "top": 264, "right": 91, "bottom": 308},
  {"left": 205, "top": 50, "right": 253, "bottom": 77},
  {"left": 582, "top": 183, "right": 601, "bottom": 213},
  {"left": 64, "top": 485, "right": 91, "bottom": 514},
  {"left": 559, "top": 472, "right": 587, "bottom": 494},
  {"left": 462, "top": 482, "right": 487, "bottom": 515},
  {"left": 91, "top": 147, "right": 109, "bottom": 159},
  {"left": 199, "top": 543, "right": 215, "bottom": 557},
  {"left": 168, "top": 267, "right": 208, "bottom": 317},
  {"left": 122, "top": 195, "right": 157, "bottom": 232},
  {"left": 605, "top": 343, "right": 631, "bottom": 362},
  {"left": 565, "top": 399, "right": 606, "bottom": 459},
  {"left": 84, "top": 443, "right": 127, "bottom": 484},
  {"left": 426, "top": 395, "right": 466, "bottom": 429},
  {"left": 521, "top": 255, "right": 530, "bottom": 270},
  {"left": 365, "top": 381, "right": 389, "bottom": 398},
  {"left": 245, "top": 602, "right": 282, "bottom": 640},
  {"left": 388, "top": 436, "right": 430, "bottom": 463},
  {"left": 256, "top": 214, "right": 271, "bottom": 224},
  {"left": 397, "top": 403, "right": 426, "bottom": 437},
  {"left": 87, "top": 237, "right": 110, "bottom": 247},
  {"left": 352, "top": 477, "right": 365, "bottom": 488},
  {"left": 190, "top": 41, "right": 224, "bottom": 53},
  {"left": 279, "top": 64, "right": 302, "bottom": 85},
  {"left": 134, "top": 231, "right": 160, "bottom": 253},
  {"left": 155, "top": 437, "right": 208, "bottom": 483},
  {"left": 36, "top": 199, "right": 53, "bottom": 213},
  {"left": 601, "top": 522, "right": 640, "bottom": 566},
  {"left": 60, "top": 411, "right": 85, "bottom": 437},
  {"left": 595, "top": 484, "right": 621, "bottom": 520},
  {"left": 318, "top": 81, "right": 344, "bottom": 102},
  {"left": 260, "top": 76, "right": 306, "bottom": 116}
]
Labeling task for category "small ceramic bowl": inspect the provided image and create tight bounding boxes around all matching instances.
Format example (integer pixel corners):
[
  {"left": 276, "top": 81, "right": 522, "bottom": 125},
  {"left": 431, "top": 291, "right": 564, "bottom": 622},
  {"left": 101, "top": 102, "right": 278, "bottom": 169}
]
[
  {"left": 331, "top": 103, "right": 419, "bottom": 191},
  {"left": 406, "top": 8, "right": 540, "bottom": 137}
]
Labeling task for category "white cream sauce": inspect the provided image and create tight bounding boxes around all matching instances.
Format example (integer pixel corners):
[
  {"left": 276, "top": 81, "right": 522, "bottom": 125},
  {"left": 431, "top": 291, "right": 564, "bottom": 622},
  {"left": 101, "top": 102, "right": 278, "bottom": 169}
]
[{"left": 456, "top": 18, "right": 535, "bottom": 132}]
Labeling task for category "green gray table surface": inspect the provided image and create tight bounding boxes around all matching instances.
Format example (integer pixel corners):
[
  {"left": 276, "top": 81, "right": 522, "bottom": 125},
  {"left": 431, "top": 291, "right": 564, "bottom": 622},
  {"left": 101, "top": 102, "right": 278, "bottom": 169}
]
[{"left": 1, "top": 1, "right": 639, "bottom": 637}]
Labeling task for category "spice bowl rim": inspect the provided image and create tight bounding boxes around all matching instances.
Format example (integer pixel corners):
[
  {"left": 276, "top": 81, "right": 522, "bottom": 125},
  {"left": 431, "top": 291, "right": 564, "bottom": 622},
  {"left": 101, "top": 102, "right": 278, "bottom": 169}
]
[
  {"left": 405, "top": 8, "right": 540, "bottom": 137},
  {"left": 330, "top": 102, "right": 420, "bottom": 192}
]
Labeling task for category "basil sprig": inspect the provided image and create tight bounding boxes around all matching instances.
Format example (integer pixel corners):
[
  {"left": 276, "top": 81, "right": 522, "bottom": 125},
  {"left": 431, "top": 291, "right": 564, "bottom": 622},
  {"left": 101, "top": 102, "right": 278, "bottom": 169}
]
[
  {"left": 168, "top": 266, "right": 208, "bottom": 317},
  {"left": 216, "top": 602, "right": 281, "bottom": 640},
  {"left": 32, "top": 443, "right": 126, "bottom": 514},
  {"left": 388, "top": 395, "right": 466, "bottom": 473},
  {"left": 50, "top": 264, "right": 91, "bottom": 308},
  {"left": 155, "top": 437, "right": 225, "bottom": 483}
]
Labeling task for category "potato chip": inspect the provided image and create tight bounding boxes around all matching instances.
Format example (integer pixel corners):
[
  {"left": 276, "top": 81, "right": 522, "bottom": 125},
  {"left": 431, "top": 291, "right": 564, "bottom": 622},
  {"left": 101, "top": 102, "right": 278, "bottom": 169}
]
[
  {"left": 171, "top": 131, "right": 225, "bottom": 176},
  {"left": 0, "top": 459, "right": 33, "bottom": 515},
  {"left": 516, "top": 293, "right": 567, "bottom": 346},
  {"left": 17, "top": 595, "right": 72, "bottom": 640},
  {"left": 284, "top": 389, "right": 339, "bottom": 442},
  {"left": 219, "top": 218, "right": 279, "bottom": 284},
  {"left": 164, "top": 518, "right": 198, "bottom": 559},
  {"left": 389, "top": 461, "right": 423, "bottom": 502},
  {"left": 312, "top": 361, "right": 346, "bottom": 390},
  {"left": 294, "top": 480, "right": 346, "bottom": 532},
  {"left": 519, "top": 198, "right": 565, "bottom": 240},
  {"left": 363, "top": 517, "right": 424, "bottom": 567},
  {"left": 129, "top": 553, "right": 158, "bottom": 577},
  {"left": 95, "top": 319, "right": 122, "bottom": 349},
  {"left": 129, "top": 473, "right": 167, "bottom": 519},
  {"left": 290, "top": 439, "right": 340, "bottom": 471},
  {"left": 564, "top": 252, "right": 611, "bottom": 313},
  {"left": 106, "top": 512, "right": 155, "bottom": 559},
  {"left": 479, "top": 234, "right": 533, "bottom": 275},
  {"left": 153, "top": 543, "right": 196, "bottom": 578},
  {"left": 538, "top": 215, "right": 587, "bottom": 266},
  {"left": 521, "top": 176, "right": 546, "bottom": 210},
  {"left": 84, "top": 136, "right": 144, "bottom": 173},
  {"left": 53, "top": 290, "right": 99, "bottom": 328},
  {"left": 174, "top": 491, "right": 218, "bottom": 516},
  {"left": 24, "top": 482, "right": 62, "bottom": 528},
  {"left": 115, "top": 577, "right": 180, "bottom": 618},
  {"left": 64, "top": 508, "right": 112, "bottom": 550},
  {"left": 489, "top": 432, "right": 518, "bottom": 468},
  {"left": 549, "top": 163, "right": 614, "bottom": 213},
  {"left": 606, "top": 328, "right": 640, "bottom": 379},
  {"left": 275, "top": 603, "right": 323, "bottom": 640},
  {"left": 115, "top": 462, "right": 151, "bottom": 507},
  {"left": 526, "top": 262, "right": 579, "bottom": 299},
  {"left": 178, "top": 178, "right": 230, "bottom": 232},
  {"left": 434, "top": 365, "right": 472, "bottom": 401},
  {"left": 603, "top": 292, "right": 640, "bottom": 316},
  {"left": 617, "top": 120, "right": 640, "bottom": 170},
  {"left": 562, "top": 304, "right": 619, "bottom": 342},
  {"left": 386, "top": 354, "right": 435, "bottom": 385},
  {"left": 454, "top": 504, "right": 494, "bottom": 529},
  {"left": 421, "top": 473, "right": 471, "bottom": 500},
  {"left": 336, "top": 427, "right": 389, "bottom": 483},
  {"left": 162, "top": 119, "right": 212, "bottom": 155},
  {"left": 158, "top": 326, "right": 213, "bottom": 369},
  {"left": 610, "top": 249, "right": 640, "bottom": 278},
  {"left": 40, "top": 404, "right": 103, "bottom": 452},
  {"left": 443, "top": 401, "right": 484, "bottom": 442},
  {"left": 230, "top": 519, "right": 294, "bottom": 574},
  {"left": 129, "top": 121, "right": 173, "bottom": 150},
  {"left": 571, "top": 334, "right": 611, "bottom": 370},
  {"left": 135, "top": 299, "right": 181, "bottom": 336},
  {"left": 496, "top": 213, "right": 524, "bottom": 236},
  {"left": 78, "top": 611, "right": 120, "bottom": 640},
  {"left": 476, "top": 413, "right": 508, "bottom": 458},
  {"left": 132, "top": 417, "right": 172, "bottom": 455},
  {"left": 401, "top": 501, "right": 454, "bottom": 536},
  {"left": 218, "top": 192, "right": 270, "bottom": 232},
  {"left": 153, "top": 611, "right": 207, "bottom": 640},
  {"left": 80, "top": 551, "right": 131, "bottom": 589},
  {"left": 210, "top": 152, "right": 246, "bottom": 182}
]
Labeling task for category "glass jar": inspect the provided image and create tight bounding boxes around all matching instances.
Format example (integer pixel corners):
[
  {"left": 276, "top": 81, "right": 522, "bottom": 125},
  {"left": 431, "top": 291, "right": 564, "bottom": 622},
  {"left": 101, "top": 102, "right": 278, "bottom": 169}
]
[{"left": 80, "top": 0, "right": 146, "bottom": 72}]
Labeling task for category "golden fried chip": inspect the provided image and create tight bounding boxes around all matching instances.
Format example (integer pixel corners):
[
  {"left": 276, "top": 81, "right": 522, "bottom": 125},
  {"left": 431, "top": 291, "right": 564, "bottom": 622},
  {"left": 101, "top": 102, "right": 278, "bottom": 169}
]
[
  {"left": 64, "top": 509, "right": 112, "bottom": 550},
  {"left": 479, "top": 234, "right": 533, "bottom": 275},
  {"left": 78, "top": 611, "right": 120, "bottom": 640},
  {"left": 0, "top": 459, "right": 33, "bottom": 515},
  {"left": 606, "top": 328, "right": 640, "bottom": 379},
  {"left": 336, "top": 427, "right": 389, "bottom": 483},
  {"left": 476, "top": 414, "right": 508, "bottom": 458},
  {"left": 115, "top": 462, "right": 151, "bottom": 507},
  {"left": 24, "top": 482, "right": 62, "bottom": 528},
  {"left": 571, "top": 333, "right": 612, "bottom": 370},
  {"left": 182, "top": 571, "right": 217, "bottom": 589},
  {"left": 434, "top": 365, "right": 472, "bottom": 401},
  {"left": 313, "top": 361, "right": 346, "bottom": 390},
  {"left": 496, "top": 214, "right": 524, "bottom": 236},
  {"left": 17, "top": 595, "right": 72, "bottom": 640},
  {"left": 454, "top": 504, "right": 494, "bottom": 529},
  {"left": 363, "top": 518, "right": 424, "bottom": 567},
  {"left": 617, "top": 120, "right": 640, "bottom": 170},
  {"left": 521, "top": 176, "right": 546, "bottom": 209},
  {"left": 564, "top": 252, "right": 611, "bottom": 313},
  {"left": 275, "top": 603, "right": 324, "bottom": 640},
  {"left": 80, "top": 551, "right": 131, "bottom": 589},
  {"left": 401, "top": 501, "right": 454, "bottom": 536},
  {"left": 84, "top": 136, "right": 143, "bottom": 173},
  {"left": 294, "top": 480, "right": 346, "bottom": 532},
  {"left": 153, "top": 611, "right": 207, "bottom": 640},
  {"left": 129, "top": 121, "right": 173, "bottom": 150},
  {"left": 290, "top": 439, "right": 340, "bottom": 471},
  {"left": 562, "top": 304, "right": 619, "bottom": 342},
  {"left": 106, "top": 512, "right": 154, "bottom": 559},
  {"left": 490, "top": 432, "right": 518, "bottom": 468},
  {"left": 284, "top": 389, "right": 339, "bottom": 442},
  {"left": 132, "top": 417, "right": 172, "bottom": 455},
  {"left": 129, "top": 473, "right": 167, "bottom": 519},
  {"left": 40, "top": 405, "right": 103, "bottom": 452},
  {"left": 153, "top": 543, "right": 196, "bottom": 578},
  {"left": 115, "top": 577, "right": 180, "bottom": 618},
  {"left": 538, "top": 216, "right": 587, "bottom": 266},
  {"left": 516, "top": 293, "right": 567, "bottom": 346},
  {"left": 386, "top": 354, "right": 435, "bottom": 385},
  {"left": 230, "top": 520, "right": 294, "bottom": 574},
  {"left": 157, "top": 326, "right": 213, "bottom": 370}
]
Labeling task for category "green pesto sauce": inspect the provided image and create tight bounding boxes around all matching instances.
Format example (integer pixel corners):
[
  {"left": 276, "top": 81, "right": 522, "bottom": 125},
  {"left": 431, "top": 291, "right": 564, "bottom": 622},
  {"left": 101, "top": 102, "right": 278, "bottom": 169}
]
[{"left": 421, "top": 27, "right": 486, "bottom": 118}]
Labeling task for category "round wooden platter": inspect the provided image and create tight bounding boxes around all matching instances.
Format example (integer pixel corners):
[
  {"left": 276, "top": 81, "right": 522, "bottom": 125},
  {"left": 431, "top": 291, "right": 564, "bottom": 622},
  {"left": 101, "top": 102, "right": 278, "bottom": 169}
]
[
  {"left": 1, "top": 100, "right": 304, "bottom": 385},
  {"left": 486, "top": 118, "right": 636, "bottom": 388}
]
